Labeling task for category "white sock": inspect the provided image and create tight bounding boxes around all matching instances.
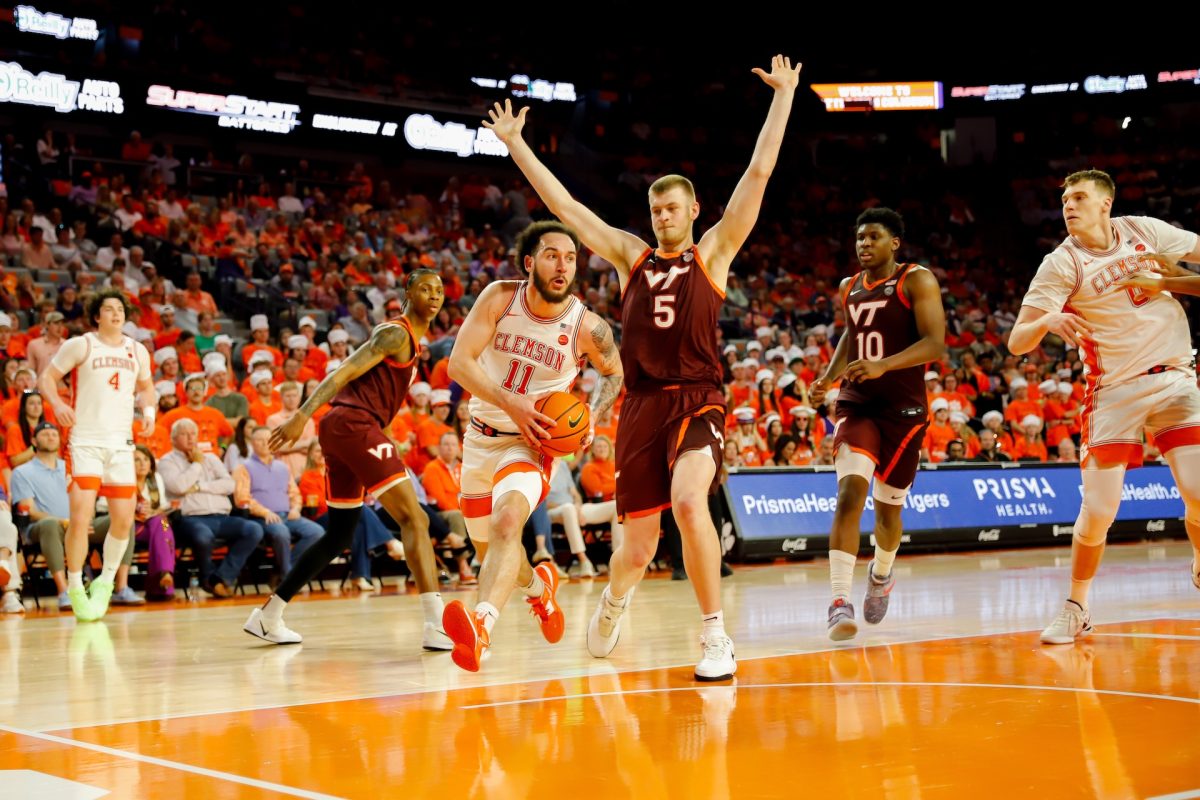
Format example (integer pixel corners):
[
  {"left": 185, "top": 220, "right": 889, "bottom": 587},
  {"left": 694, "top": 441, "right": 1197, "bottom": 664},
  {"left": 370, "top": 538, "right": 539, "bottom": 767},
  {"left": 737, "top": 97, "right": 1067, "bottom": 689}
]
[
  {"left": 100, "top": 535, "right": 127, "bottom": 583},
  {"left": 263, "top": 594, "right": 287, "bottom": 622},
  {"left": 521, "top": 572, "right": 544, "bottom": 599},
  {"left": 605, "top": 585, "right": 628, "bottom": 607},
  {"left": 420, "top": 592, "right": 444, "bottom": 626},
  {"left": 701, "top": 609, "right": 725, "bottom": 638},
  {"left": 871, "top": 545, "right": 899, "bottom": 579},
  {"left": 475, "top": 601, "right": 500, "bottom": 634},
  {"left": 68, "top": 571, "right": 84, "bottom": 592},
  {"left": 830, "top": 550, "right": 856, "bottom": 600}
]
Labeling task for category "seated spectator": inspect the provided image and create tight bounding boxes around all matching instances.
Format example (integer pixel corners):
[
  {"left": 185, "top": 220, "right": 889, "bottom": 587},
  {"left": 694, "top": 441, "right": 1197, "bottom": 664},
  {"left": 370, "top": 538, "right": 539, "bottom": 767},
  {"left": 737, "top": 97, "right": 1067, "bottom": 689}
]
[
  {"left": 945, "top": 439, "right": 968, "bottom": 462},
  {"left": 248, "top": 368, "right": 283, "bottom": 424},
  {"left": 1013, "top": 415, "right": 1049, "bottom": 462},
  {"left": 243, "top": 315, "right": 283, "bottom": 369},
  {"left": 418, "top": 432, "right": 475, "bottom": 582},
  {"left": 20, "top": 226, "right": 54, "bottom": 270},
  {"left": 0, "top": 482, "right": 23, "bottom": 613},
  {"left": 972, "top": 429, "right": 1013, "bottom": 463},
  {"left": 159, "top": 418, "right": 263, "bottom": 597},
  {"left": 813, "top": 435, "right": 836, "bottom": 466},
  {"left": 11, "top": 422, "right": 134, "bottom": 609},
  {"left": 204, "top": 357, "right": 248, "bottom": 425},
  {"left": 27, "top": 312, "right": 67, "bottom": 377},
  {"left": 545, "top": 455, "right": 617, "bottom": 578},
  {"left": 413, "top": 390, "right": 453, "bottom": 476},
  {"left": 266, "top": 382, "right": 315, "bottom": 479},
  {"left": 161, "top": 373, "right": 234, "bottom": 454},
  {"left": 224, "top": 418, "right": 254, "bottom": 476},
  {"left": 1055, "top": 438, "right": 1078, "bottom": 463},
  {"left": 233, "top": 426, "right": 323, "bottom": 583},
  {"left": 580, "top": 436, "right": 617, "bottom": 502}
]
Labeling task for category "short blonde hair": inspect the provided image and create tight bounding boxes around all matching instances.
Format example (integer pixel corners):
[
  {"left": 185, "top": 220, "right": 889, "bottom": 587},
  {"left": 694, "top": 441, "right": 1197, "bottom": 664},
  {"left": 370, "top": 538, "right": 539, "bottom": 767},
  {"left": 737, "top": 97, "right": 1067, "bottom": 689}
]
[
  {"left": 649, "top": 174, "right": 695, "bottom": 202},
  {"left": 1063, "top": 169, "right": 1115, "bottom": 198}
]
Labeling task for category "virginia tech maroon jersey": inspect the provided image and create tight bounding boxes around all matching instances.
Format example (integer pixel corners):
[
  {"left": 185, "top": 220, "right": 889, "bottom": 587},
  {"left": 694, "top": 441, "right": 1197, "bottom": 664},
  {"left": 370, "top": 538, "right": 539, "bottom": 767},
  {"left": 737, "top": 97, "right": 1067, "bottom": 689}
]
[
  {"left": 330, "top": 316, "right": 419, "bottom": 427},
  {"left": 620, "top": 246, "right": 724, "bottom": 393},
  {"left": 837, "top": 263, "right": 928, "bottom": 420}
]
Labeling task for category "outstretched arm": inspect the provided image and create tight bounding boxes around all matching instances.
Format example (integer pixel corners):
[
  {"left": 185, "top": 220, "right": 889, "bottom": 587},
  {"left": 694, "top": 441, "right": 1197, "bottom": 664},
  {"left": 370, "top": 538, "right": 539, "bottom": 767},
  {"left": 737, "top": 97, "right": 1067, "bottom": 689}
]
[
  {"left": 697, "top": 55, "right": 802, "bottom": 288},
  {"left": 484, "top": 100, "right": 648, "bottom": 283},
  {"left": 268, "top": 322, "right": 405, "bottom": 451}
]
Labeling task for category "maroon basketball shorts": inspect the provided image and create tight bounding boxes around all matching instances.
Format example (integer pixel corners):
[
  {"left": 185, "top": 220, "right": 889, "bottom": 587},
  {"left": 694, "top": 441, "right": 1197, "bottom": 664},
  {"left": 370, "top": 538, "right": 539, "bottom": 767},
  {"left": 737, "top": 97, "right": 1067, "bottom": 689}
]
[
  {"left": 318, "top": 406, "right": 410, "bottom": 508},
  {"left": 833, "top": 401, "right": 928, "bottom": 493},
  {"left": 615, "top": 387, "right": 726, "bottom": 520}
]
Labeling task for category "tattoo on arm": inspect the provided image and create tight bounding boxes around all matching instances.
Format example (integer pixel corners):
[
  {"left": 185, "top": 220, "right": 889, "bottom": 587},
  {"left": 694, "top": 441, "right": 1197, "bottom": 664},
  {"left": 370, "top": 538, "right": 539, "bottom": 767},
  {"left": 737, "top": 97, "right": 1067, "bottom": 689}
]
[
  {"left": 299, "top": 324, "right": 406, "bottom": 416},
  {"left": 588, "top": 317, "right": 623, "bottom": 416}
]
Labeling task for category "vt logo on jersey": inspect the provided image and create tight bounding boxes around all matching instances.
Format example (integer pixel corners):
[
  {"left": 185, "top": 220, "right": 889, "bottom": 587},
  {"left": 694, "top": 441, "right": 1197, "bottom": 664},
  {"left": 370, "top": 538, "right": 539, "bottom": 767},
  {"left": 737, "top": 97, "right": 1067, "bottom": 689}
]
[
  {"left": 644, "top": 264, "right": 691, "bottom": 292},
  {"left": 848, "top": 300, "right": 888, "bottom": 326},
  {"left": 367, "top": 443, "right": 395, "bottom": 460}
]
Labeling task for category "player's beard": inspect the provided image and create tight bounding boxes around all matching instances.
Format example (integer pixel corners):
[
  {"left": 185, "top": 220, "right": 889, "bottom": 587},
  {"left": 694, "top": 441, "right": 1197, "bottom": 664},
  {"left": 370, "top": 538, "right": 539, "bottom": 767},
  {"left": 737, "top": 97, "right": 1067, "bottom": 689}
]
[{"left": 531, "top": 269, "right": 573, "bottom": 304}]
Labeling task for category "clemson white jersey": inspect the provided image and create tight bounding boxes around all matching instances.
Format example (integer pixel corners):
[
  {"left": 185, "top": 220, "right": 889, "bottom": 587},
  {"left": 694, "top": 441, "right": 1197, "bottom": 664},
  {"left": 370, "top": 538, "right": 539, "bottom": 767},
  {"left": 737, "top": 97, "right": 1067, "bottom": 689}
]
[
  {"left": 469, "top": 282, "right": 586, "bottom": 431},
  {"left": 1022, "top": 215, "right": 1200, "bottom": 389},
  {"left": 50, "top": 333, "right": 152, "bottom": 448}
]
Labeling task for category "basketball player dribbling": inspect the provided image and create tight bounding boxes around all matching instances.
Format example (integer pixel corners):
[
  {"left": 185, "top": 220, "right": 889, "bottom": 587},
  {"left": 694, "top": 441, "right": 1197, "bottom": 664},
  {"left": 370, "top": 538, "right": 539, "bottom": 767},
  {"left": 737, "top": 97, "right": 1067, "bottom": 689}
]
[
  {"left": 485, "top": 55, "right": 802, "bottom": 680},
  {"left": 808, "top": 208, "right": 946, "bottom": 641},
  {"left": 441, "top": 220, "right": 623, "bottom": 673},
  {"left": 1009, "top": 169, "right": 1200, "bottom": 644}
]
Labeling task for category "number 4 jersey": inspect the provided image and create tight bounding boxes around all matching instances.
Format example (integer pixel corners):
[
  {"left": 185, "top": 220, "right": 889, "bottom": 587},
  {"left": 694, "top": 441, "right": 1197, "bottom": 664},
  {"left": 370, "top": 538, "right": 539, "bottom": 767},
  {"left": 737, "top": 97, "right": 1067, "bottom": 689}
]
[
  {"left": 50, "top": 333, "right": 153, "bottom": 448},
  {"left": 469, "top": 281, "right": 587, "bottom": 432},
  {"left": 837, "top": 263, "right": 928, "bottom": 419},
  {"left": 1022, "top": 215, "right": 1199, "bottom": 389}
]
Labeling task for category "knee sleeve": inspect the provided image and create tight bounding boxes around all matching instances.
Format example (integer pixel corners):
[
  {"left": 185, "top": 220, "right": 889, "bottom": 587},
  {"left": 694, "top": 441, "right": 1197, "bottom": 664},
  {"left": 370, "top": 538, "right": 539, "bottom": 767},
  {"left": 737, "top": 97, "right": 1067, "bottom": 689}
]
[
  {"left": 835, "top": 443, "right": 875, "bottom": 484},
  {"left": 1074, "top": 466, "right": 1126, "bottom": 547}
]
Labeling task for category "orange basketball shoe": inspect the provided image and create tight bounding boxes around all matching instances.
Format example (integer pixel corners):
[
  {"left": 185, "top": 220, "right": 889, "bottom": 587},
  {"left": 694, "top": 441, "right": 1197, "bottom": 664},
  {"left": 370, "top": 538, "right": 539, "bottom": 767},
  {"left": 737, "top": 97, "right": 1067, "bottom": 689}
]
[
  {"left": 443, "top": 600, "right": 490, "bottom": 672},
  {"left": 526, "top": 562, "right": 565, "bottom": 643}
]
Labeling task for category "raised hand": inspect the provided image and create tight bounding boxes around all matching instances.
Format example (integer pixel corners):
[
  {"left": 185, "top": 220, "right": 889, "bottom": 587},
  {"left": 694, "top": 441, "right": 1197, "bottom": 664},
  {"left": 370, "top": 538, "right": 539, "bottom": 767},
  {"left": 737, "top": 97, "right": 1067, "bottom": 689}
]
[
  {"left": 751, "top": 54, "right": 803, "bottom": 93},
  {"left": 482, "top": 99, "right": 529, "bottom": 144}
]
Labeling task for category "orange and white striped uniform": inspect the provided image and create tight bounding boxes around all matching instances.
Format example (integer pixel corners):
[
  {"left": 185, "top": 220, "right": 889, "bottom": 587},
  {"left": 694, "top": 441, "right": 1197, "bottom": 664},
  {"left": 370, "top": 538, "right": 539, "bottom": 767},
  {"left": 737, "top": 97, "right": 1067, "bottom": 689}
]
[{"left": 1022, "top": 215, "right": 1200, "bottom": 466}]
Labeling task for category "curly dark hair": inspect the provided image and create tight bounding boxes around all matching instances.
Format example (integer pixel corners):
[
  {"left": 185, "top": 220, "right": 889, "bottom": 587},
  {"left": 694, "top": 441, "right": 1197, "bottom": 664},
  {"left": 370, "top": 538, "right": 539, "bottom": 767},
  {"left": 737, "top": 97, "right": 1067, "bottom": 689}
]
[{"left": 86, "top": 288, "right": 133, "bottom": 328}]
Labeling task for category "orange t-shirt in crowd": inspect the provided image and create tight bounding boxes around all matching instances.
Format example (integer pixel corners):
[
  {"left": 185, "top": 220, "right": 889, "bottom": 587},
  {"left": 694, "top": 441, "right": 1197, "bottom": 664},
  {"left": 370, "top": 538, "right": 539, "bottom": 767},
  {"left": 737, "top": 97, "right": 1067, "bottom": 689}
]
[
  {"left": 428, "top": 358, "right": 452, "bottom": 390},
  {"left": 303, "top": 347, "right": 328, "bottom": 376},
  {"left": 924, "top": 422, "right": 957, "bottom": 462},
  {"left": 299, "top": 468, "right": 328, "bottom": 517},
  {"left": 2, "top": 399, "right": 59, "bottom": 428},
  {"left": 421, "top": 458, "right": 462, "bottom": 511},
  {"left": 411, "top": 418, "right": 452, "bottom": 476},
  {"left": 580, "top": 459, "right": 616, "bottom": 501},
  {"left": 1012, "top": 437, "right": 1049, "bottom": 462},
  {"left": 135, "top": 421, "right": 173, "bottom": 459},
  {"left": 1004, "top": 400, "right": 1042, "bottom": 426},
  {"left": 161, "top": 406, "right": 234, "bottom": 452},
  {"left": 249, "top": 396, "right": 284, "bottom": 426},
  {"left": 244, "top": 343, "right": 284, "bottom": 368}
]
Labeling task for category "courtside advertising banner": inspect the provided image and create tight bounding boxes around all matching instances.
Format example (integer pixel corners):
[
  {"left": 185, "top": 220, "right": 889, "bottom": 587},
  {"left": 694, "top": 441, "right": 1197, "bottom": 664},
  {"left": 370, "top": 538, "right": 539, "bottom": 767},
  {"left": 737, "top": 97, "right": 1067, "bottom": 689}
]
[{"left": 724, "top": 463, "right": 1183, "bottom": 557}]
